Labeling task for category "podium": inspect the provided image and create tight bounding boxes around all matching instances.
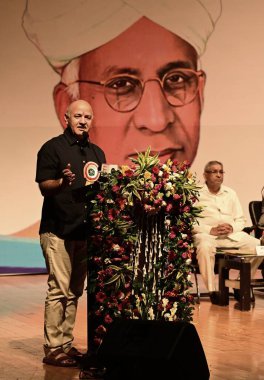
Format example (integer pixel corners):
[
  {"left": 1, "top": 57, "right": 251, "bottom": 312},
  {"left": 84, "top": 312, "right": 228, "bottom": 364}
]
[{"left": 79, "top": 155, "right": 206, "bottom": 378}]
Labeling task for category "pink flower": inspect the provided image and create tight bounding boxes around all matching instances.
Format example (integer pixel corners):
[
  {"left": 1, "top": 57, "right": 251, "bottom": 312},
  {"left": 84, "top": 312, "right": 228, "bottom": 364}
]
[
  {"left": 93, "top": 256, "right": 102, "bottom": 265},
  {"left": 104, "top": 314, "right": 113, "bottom": 324},
  {"left": 91, "top": 211, "right": 103, "bottom": 221},
  {"left": 116, "top": 291, "right": 125, "bottom": 300},
  {"left": 155, "top": 183, "right": 162, "bottom": 191},
  {"left": 167, "top": 264, "right": 174, "bottom": 272},
  {"left": 169, "top": 231, "right": 176, "bottom": 239},
  {"left": 166, "top": 203, "right": 173, "bottom": 212},
  {"left": 112, "top": 185, "right": 120, "bottom": 192},
  {"left": 96, "top": 194, "right": 104, "bottom": 203}
]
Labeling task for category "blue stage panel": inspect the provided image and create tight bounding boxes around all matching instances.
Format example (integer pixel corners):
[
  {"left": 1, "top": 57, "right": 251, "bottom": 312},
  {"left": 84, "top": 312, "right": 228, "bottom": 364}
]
[{"left": 0, "top": 236, "right": 46, "bottom": 274}]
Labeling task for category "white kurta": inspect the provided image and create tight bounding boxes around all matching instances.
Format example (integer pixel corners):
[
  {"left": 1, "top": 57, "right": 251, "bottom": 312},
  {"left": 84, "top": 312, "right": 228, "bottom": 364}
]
[{"left": 193, "top": 184, "right": 262, "bottom": 291}]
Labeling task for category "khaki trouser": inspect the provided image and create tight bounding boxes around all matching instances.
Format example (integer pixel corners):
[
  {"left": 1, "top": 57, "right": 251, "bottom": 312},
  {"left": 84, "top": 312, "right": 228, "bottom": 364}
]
[
  {"left": 194, "top": 232, "right": 263, "bottom": 292},
  {"left": 40, "top": 232, "right": 87, "bottom": 353}
]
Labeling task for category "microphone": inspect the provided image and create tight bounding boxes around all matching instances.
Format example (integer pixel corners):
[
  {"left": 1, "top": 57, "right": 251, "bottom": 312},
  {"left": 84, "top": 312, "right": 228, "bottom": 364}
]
[
  {"left": 80, "top": 131, "right": 89, "bottom": 149},
  {"left": 82, "top": 131, "right": 89, "bottom": 142},
  {"left": 81, "top": 131, "right": 103, "bottom": 170}
]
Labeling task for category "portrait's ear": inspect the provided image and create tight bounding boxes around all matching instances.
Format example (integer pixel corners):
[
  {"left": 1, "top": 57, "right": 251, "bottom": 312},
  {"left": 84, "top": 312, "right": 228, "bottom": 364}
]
[
  {"left": 198, "top": 72, "right": 206, "bottom": 112},
  {"left": 53, "top": 82, "right": 71, "bottom": 129}
]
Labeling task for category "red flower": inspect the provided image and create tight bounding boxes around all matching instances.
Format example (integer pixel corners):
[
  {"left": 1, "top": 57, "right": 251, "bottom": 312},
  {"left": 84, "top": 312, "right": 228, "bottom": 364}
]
[
  {"left": 168, "top": 250, "right": 176, "bottom": 261},
  {"left": 112, "top": 257, "right": 123, "bottom": 262},
  {"left": 94, "top": 337, "right": 102, "bottom": 347},
  {"left": 165, "top": 290, "right": 177, "bottom": 298},
  {"left": 95, "top": 325, "right": 107, "bottom": 335},
  {"left": 132, "top": 308, "right": 141, "bottom": 318},
  {"left": 152, "top": 166, "right": 160, "bottom": 174},
  {"left": 121, "top": 255, "right": 130, "bottom": 261},
  {"left": 108, "top": 208, "right": 118, "bottom": 221},
  {"left": 118, "top": 198, "right": 127, "bottom": 210},
  {"left": 96, "top": 291, "right": 107, "bottom": 303},
  {"left": 124, "top": 168, "right": 134, "bottom": 177}
]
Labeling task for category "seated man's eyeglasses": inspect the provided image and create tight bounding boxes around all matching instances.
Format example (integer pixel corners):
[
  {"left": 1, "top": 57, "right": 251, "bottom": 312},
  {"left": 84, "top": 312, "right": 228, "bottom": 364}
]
[
  {"left": 63, "top": 68, "right": 205, "bottom": 113},
  {"left": 205, "top": 170, "right": 225, "bottom": 174}
]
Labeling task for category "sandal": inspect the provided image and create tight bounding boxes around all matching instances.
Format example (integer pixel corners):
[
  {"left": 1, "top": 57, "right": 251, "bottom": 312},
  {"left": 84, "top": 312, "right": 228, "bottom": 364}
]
[
  {"left": 43, "top": 347, "right": 77, "bottom": 367},
  {"left": 66, "top": 346, "right": 84, "bottom": 360}
]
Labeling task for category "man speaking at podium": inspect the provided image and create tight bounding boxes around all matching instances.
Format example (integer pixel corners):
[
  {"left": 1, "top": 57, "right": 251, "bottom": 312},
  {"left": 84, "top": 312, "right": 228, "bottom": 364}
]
[{"left": 36, "top": 100, "right": 106, "bottom": 367}]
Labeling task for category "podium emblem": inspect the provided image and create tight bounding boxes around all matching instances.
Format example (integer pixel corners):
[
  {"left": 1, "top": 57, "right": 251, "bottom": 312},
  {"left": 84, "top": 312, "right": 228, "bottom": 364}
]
[{"left": 83, "top": 161, "right": 100, "bottom": 183}]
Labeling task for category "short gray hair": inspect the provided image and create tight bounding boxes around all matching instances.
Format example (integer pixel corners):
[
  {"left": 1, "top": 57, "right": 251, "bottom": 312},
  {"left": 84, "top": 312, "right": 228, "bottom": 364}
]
[{"left": 204, "top": 160, "right": 223, "bottom": 173}]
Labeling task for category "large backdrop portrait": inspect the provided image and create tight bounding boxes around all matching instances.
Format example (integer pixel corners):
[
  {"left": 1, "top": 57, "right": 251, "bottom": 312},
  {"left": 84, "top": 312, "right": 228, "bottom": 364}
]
[{"left": 0, "top": 0, "right": 264, "bottom": 272}]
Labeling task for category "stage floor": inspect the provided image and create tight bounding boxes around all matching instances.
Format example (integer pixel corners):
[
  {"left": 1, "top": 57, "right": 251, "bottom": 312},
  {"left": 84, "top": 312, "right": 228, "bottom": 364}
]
[{"left": 0, "top": 273, "right": 264, "bottom": 380}]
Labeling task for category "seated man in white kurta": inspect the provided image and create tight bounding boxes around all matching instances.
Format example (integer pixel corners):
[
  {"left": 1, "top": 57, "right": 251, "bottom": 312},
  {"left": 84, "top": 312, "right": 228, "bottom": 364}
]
[{"left": 193, "top": 160, "right": 262, "bottom": 303}]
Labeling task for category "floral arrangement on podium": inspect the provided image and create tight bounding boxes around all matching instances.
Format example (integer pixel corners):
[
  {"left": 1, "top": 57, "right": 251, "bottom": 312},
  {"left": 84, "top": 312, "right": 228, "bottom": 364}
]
[{"left": 87, "top": 148, "right": 201, "bottom": 348}]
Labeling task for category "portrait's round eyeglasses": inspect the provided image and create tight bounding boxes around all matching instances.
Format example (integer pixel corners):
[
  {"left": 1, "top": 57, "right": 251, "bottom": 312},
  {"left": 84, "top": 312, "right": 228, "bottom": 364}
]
[{"left": 63, "top": 68, "right": 205, "bottom": 113}]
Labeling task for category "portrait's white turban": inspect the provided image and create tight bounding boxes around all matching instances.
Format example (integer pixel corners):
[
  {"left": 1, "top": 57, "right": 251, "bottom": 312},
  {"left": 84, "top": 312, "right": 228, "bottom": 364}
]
[{"left": 22, "top": 0, "right": 222, "bottom": 73}]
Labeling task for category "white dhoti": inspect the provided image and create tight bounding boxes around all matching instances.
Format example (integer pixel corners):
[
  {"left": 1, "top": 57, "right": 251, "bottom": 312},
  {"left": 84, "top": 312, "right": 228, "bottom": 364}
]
[{"left": 194, "top": 232, "right": 262, "bottom": 292}]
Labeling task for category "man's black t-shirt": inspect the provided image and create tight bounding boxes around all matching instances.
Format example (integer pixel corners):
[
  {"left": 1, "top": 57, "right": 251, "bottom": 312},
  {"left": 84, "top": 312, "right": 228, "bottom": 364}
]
[{"left": 36, "top": 127, "right": 106, "bottom": 239}]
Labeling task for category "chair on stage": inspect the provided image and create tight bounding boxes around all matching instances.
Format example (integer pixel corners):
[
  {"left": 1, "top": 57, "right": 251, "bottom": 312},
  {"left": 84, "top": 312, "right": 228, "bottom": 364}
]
[
  {"left": 248, "top": 200, "right": 263, "bottom": 239},
  {"left": 248, "top": 200, "right": 264, "bottom": 281}
]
